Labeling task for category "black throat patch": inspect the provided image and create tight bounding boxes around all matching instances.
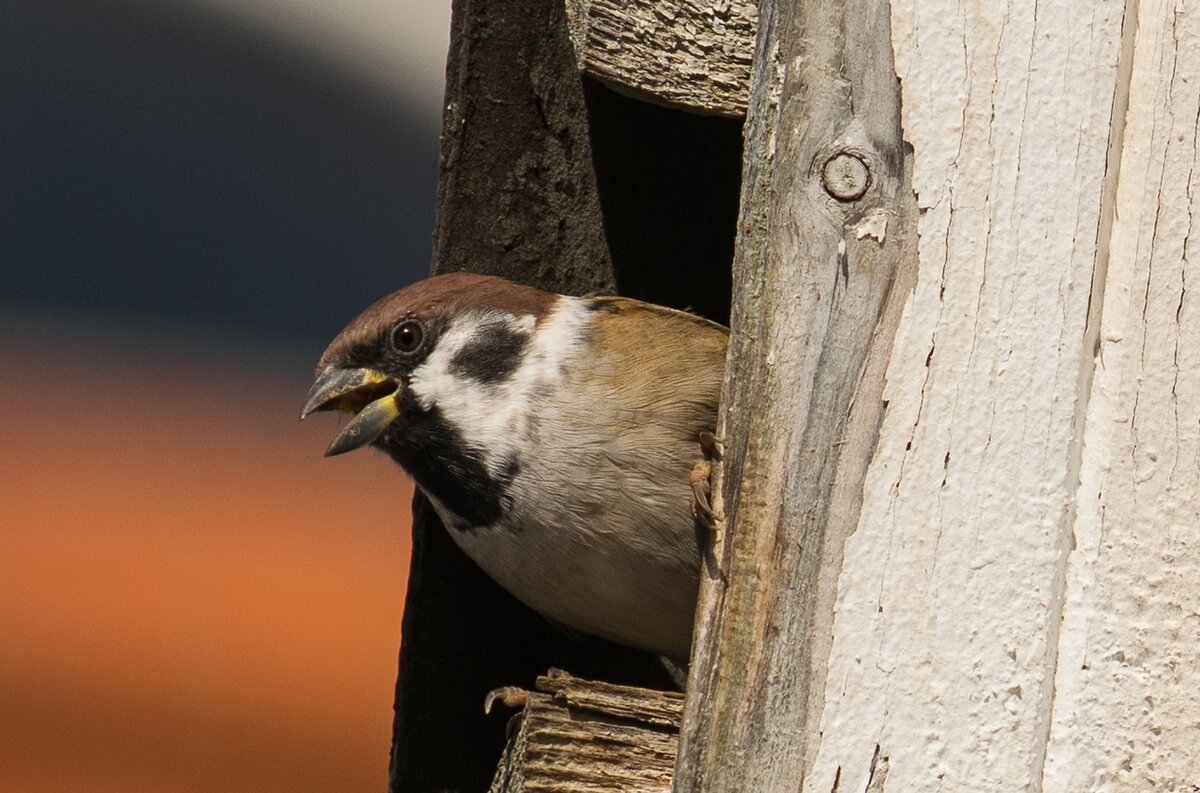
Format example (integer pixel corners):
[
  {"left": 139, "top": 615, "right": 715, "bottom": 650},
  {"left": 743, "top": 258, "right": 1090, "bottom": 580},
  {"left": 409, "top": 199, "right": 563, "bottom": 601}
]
[{"left": 380, "top": 396, "right": 516, "bottom": 531}]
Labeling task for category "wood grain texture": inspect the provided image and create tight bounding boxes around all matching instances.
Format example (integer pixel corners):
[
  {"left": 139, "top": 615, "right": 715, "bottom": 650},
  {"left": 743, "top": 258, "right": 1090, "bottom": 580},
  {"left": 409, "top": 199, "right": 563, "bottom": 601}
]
[
  {"left": 433, "top": 0, "right": 615, "bottom": 296},
  {"left": 795, "top": 0, "right": 1137, "bottom": 790},
  {"left": 1044, "top": 1, "right": 1200, "bottom": 788},
  {"left": 564, "top": 0, "right": 756, "bottom": 117},
  {"left": 673, "top": 0, "right": 919, "bottom": 787},
  {"left": 670, "top": 0, "right": 1200, "bottom": 789},
  {"left": 490, "top": 671, "right": 682, "bottom": 793}
]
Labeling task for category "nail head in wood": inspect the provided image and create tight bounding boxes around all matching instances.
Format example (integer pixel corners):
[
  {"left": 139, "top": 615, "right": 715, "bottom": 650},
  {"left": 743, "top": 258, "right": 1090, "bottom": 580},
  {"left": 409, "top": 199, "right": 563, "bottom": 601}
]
[{"left": 821, "top": 151, "right": 871, "bottom": 201}]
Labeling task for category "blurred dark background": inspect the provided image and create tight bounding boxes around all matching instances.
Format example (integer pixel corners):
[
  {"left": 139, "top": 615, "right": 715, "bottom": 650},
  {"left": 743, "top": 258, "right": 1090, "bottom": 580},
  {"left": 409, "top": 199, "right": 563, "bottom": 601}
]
[
  {"left": 0, "top": 1, "right": 449, "bottom": 790},
  {"left": 0, "top": 0, "right": 440, "bottom": 349}
]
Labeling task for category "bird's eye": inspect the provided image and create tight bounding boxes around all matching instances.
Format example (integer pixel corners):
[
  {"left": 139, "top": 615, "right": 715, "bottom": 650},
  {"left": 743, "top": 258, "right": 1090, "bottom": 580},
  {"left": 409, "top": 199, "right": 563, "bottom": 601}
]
[{"left": 390, "top": 320, "right": 425, "bottom": 354}]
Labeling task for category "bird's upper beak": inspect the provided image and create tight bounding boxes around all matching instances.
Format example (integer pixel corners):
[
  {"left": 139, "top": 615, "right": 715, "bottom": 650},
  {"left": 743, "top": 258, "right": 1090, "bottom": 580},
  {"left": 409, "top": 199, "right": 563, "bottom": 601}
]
[{"left": 301, "top": 366, "right": 401, "bottom": 457}]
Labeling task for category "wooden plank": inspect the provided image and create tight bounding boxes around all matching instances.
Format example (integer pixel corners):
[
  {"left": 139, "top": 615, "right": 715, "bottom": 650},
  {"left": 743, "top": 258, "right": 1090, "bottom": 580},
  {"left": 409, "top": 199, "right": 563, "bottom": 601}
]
[
  {"left": 673, "top": 0, "right": 1168, "bottom": 789},
  {"left": 1044, "top": 1, "right": 1200, "bottom": 788},
  {"left": 431, "top": 0, "right": 615, "bottom": 295},
  {"left": 564, "top": 0, "right": 756, "bottom": 116},
  {"left": 672, "top": 0, "right": 920, "bottom": 786},
  {"left": 794, "top": 0, "right": 1134, "bottom": 790},
  {"left": 490, "top": 672, "right": 681, "bottom": 793},
  {"left": 537, "top": 670, "right": 685, "bottom": 728}
]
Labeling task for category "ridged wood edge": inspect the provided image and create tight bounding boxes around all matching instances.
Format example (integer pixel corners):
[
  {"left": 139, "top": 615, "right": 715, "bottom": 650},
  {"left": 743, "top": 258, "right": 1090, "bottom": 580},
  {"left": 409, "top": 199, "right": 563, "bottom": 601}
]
[{"left": 489, "top": 671, "right": 682, "bottom": 793}]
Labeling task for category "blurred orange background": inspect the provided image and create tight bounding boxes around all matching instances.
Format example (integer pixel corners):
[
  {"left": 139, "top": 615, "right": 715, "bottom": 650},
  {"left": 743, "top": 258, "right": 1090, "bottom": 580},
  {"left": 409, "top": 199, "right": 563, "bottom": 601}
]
[
  {"left": 0, "top": 1, "right": 450, "bottom": 790},
  {"left": 1, "top": 331, "right": 414, "bottom": 792}
]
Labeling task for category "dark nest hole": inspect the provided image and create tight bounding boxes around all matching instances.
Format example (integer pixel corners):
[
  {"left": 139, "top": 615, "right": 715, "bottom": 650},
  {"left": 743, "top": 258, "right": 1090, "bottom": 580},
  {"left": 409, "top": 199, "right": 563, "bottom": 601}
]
[{"left": 584, "top": 77, "right": 742, "bottom": 327}]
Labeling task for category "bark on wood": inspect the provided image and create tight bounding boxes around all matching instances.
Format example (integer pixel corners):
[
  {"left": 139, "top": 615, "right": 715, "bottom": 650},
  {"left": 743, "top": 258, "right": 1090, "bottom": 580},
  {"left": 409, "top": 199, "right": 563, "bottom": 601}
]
[
  {"left": 431, "top": 0, "right": 614, "bottom": 295},
  {"left": 490, "top": 671, "right": 683, "bottom": 793},
  {"left": 563, "top": 0, "right": 756, "bottom": 117},
  {"left": 673, "top": 0, "right": 919, "bottom": 788}
]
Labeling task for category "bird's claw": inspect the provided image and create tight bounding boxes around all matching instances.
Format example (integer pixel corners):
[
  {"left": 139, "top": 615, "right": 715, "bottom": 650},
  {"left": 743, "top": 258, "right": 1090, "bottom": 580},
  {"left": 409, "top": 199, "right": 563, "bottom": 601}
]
[
  {"left": 698, "top": 430, "right": 723, "bottom": 461},
  {"left": 486, "top": 686, "right": 532, "bottom": 743},
  {"left": 691, "top": 430, "right": 723, "bottom": 529},
  {"left": 690, "top": 460, "right": 716, "bottom": 529},
  {"left": 658, "top": 655, "right": 689, "bottom": 691},
  {"left": 691, "top": 459, "right": 726, "bottom": 582},
  {"left": 484, "top": 686, "right": 529, "bottom": 715}
]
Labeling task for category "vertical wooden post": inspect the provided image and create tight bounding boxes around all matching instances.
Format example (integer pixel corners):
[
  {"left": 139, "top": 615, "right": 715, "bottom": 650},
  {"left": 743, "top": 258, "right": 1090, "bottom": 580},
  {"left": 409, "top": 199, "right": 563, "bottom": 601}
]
[
  {"left": 677, "top": 0, "right": 1200, "bottom": 790},
  {"left": 1044, "top": 0, "right": 1200, "bottom": 786},
  {"left": 674, "top": 0, "right": 918, "bottom": 788}
]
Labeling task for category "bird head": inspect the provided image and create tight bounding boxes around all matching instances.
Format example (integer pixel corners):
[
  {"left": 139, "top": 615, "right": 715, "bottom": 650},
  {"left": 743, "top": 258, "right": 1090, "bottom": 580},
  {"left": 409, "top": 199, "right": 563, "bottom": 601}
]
[{"left": 300, "top": 271, "right": 557, "bottom": 459}]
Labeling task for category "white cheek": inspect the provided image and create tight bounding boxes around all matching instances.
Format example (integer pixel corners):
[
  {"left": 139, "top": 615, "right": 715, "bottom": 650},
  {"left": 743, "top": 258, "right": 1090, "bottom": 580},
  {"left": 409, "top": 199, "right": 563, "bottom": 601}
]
[
  {"left": 520, "top": 297, "right": 591, "bottom": 387},
  {"left": 407, "top": 319, "right": 481, "bottom": 408},
  {"left": 407, "top": 300, "right": 590, "bottom": 474}
]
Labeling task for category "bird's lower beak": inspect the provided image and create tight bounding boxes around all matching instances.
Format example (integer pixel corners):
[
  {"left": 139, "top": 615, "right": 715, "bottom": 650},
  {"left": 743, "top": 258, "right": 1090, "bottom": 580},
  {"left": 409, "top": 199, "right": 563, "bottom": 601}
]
[{"left": 301, "top": 366, "right": 401, "bottom": 457}]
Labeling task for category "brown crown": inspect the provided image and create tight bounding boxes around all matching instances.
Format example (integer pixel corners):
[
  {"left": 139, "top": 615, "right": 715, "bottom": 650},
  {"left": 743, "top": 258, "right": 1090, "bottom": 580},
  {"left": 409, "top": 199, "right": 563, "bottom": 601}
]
[{"left": 316, "top": 272, "right": 559, "bottom": 371}]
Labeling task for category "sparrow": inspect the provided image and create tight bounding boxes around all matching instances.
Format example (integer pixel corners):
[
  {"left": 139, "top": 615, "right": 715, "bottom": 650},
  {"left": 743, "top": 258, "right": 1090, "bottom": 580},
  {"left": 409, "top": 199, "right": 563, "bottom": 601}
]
[{"left": 301, "top": 272, "right": 727, "bottom": 660}]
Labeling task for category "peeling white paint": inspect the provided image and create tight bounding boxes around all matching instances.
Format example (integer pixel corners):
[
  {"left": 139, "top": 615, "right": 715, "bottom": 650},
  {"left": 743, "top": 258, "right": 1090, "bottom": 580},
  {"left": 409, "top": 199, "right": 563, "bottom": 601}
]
[
  {"left": 800, "top": 0, "right": 1183, "bottom": 790},
  {"left": 1043, "top": 0, "right": 1200, "bottom": 789},
  {"left": 855, "top": 208, "right": 890, "bottom": 243}
]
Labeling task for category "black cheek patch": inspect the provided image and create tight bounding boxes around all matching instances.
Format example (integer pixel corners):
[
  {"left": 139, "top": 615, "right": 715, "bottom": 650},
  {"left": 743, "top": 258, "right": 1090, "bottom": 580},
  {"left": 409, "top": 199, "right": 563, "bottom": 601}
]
[{"left": 449, "top": 322, "right": 529, "bottom": 384}]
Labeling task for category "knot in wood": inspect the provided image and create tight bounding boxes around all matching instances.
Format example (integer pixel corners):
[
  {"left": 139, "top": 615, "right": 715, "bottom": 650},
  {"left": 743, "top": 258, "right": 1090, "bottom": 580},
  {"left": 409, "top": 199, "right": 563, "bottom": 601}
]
[{"left": 821, "top": 151, "right": 871, "bottom": 201}]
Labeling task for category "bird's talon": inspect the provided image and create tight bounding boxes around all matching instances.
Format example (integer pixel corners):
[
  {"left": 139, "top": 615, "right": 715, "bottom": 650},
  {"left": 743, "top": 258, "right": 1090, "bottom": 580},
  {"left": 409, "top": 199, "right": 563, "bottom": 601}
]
[
  {"left": 657, "top": 655, "right": 689, "bottom": 691},
  {"left": 698, "top": 430, "right": 723, "bottom": 460},
  {"left": 484, "top": 686, "right": 529, "bottom": 715},
  {"left": 690, "top": 461, "right": 715, "bottom": 528},
  {"left": 690, "top": 459, "right": 725, "bottom": 581}
]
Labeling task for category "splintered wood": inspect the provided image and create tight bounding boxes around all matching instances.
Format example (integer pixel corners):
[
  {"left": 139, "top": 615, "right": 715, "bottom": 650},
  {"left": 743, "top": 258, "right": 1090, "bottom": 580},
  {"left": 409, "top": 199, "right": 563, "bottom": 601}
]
[
  {"left": 564, "top": 0, "right": 756, "bottom": 116},
  {"left": 488, "top": 671, "right": 683, "bottom": 793}
]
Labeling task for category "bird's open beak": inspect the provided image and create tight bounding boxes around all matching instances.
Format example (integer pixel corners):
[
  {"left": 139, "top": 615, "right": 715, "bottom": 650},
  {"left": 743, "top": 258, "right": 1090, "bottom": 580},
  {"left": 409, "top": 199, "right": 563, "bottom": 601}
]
[{"left": 301, "top": 366, "right": 401, "bottom": 457}]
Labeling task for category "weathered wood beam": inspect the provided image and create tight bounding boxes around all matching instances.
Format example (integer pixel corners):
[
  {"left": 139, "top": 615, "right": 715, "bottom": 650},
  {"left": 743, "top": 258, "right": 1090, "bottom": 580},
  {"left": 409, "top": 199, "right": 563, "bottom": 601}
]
[
  {"left": 773, "top": 0, "right": 1137, "bottom": 787},
  {"left": 564, "top": 0, "right": 756, "bottom": 117},
  {"left": 489, "top": 671, "right": 683, "bottom": 793},
  {"left": 1044, "top": 0, "right": 1200, "bottom": 786},
  {"left": 673, "top": 0, "right": 918, "bottom": 787},
  {"left": 668, "top": 0, "right": 1198, "bottom": 788},
  {"left": 432, "top": 0, "right": 615, "bottom": 295}
]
